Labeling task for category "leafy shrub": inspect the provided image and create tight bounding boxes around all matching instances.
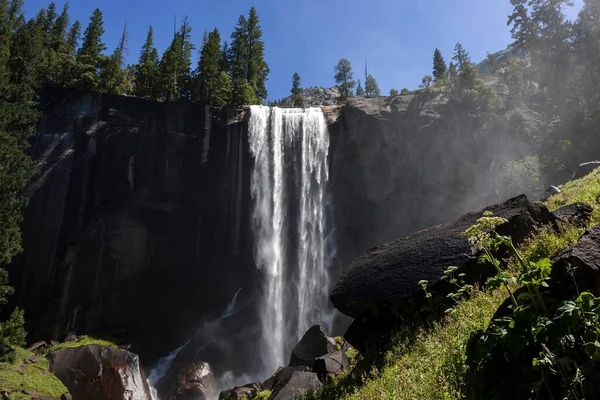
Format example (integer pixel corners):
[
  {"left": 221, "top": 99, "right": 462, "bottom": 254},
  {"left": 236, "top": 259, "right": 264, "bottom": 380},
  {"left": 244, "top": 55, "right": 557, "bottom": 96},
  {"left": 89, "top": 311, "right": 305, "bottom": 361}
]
[{"left": 0, "top": 308, "right": 27, "bottom": 364}]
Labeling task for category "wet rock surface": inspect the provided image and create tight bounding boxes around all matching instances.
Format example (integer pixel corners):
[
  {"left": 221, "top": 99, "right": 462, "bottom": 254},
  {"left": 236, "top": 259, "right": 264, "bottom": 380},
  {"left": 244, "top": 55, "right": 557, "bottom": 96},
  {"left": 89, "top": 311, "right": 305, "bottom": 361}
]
[
  {"left": 288, "top": 325, "right": 337, "bottom": 368},
  {"left": 49, "top": 344, "right": 151, "bottom": 400}
]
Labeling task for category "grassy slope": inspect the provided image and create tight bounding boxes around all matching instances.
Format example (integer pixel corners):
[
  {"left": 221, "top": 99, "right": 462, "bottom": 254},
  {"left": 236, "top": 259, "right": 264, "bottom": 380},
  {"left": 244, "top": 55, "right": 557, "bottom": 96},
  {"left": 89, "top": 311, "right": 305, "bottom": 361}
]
[
  {"left": 319, "top": 168, "right": 600, "bottom": 400},
  {"left": 0, "top": 336, "right": 117, "bottom": 399},
  {"left": 0, "top": 348, "right": 68, "bottom": 399}
]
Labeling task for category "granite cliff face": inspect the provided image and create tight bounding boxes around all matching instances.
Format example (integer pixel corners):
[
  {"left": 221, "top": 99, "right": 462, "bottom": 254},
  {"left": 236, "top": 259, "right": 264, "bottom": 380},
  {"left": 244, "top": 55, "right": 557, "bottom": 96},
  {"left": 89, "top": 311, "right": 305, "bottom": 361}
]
[
  {"left": 10, "top": 88, "right": 535, "bottom": 374},
  {"left": 9, "top": 88, "right": 257, "bottom": 366}
]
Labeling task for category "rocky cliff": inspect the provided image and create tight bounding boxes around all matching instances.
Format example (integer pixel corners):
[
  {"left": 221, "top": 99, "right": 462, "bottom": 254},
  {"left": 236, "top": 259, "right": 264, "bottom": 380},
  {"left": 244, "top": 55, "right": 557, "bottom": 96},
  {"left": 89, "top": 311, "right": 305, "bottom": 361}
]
[
  {"left": 9, "top": 88, "right": 257, "bottom": 366},
  {"left": 9, "top": 88, "right": 537, "bottom": 375}
]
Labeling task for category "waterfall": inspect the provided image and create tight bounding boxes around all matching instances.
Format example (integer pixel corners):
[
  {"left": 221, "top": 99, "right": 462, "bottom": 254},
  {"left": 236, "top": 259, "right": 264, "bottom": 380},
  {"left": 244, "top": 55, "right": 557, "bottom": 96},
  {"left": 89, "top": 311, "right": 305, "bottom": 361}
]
[{"left": 248, "top": 106, "right": 333, "bottom": 376}]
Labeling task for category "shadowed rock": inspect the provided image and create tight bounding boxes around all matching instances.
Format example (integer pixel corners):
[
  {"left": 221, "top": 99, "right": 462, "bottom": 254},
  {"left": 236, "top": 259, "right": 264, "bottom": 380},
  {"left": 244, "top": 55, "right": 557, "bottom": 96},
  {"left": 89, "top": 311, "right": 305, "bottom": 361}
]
[
  {"left": 574, "top": 161, "right": 600, "bottom": 179},
  {"left": 218, "top": 382, "right": 262, "bottom": 400},
  {"left": 331, "top": 195, "right": 556, "bottom": 322},
  {"left": 552, "top": 202, "right": 593, "bottom": 227},
  {"left": 270, "top": 371, "right": 322, "bottom": 400},
  {"left": 262, "top": 366, "right": 311, "bottom": 391},
  {"left": 551, "top": 224, "right": 600, "bottom": 297},
  {"left": 289, "top": 325, "right": 337, "bottom": 368},
  {"left": 314, "top": 349, "right": 351, "bottom": 382},
  {"left": 170, "top": 362, "right": 215, "bottom": 400},
  {"left": 49, "top": 345, "right": 151, "bottom": 400}
]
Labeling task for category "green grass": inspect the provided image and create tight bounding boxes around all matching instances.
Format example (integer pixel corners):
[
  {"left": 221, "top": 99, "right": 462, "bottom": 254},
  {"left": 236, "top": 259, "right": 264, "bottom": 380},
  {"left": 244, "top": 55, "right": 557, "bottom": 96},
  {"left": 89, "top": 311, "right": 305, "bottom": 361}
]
[
  {"left": 48, "top": 335, "right": 117, "bottom": 352},
  {"left": 253, "top": 390, "right": 272, "bottom": 400},
  {"left": 545, "top": 167, "right": 600, "bottom": 224},
  {"left": 308, "top": 169, "right": 600, "bottom": 400},
  {"left": 0, "top": 347, "right": 68, "bottom": 398}
]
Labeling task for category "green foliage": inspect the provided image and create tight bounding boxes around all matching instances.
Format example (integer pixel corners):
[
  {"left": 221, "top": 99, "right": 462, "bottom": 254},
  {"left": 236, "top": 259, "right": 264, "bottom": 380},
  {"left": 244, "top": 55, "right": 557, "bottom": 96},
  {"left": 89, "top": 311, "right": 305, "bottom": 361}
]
[
  {"left": 500, "top": 156, "right": 542, "bottom": 199},
  {"left": 432, "top": 48, "right": 447, "bottom": 81},
  {"left": 0, "top": 308, "right": 26, "bottom": 363},
  {"left": 49, "top": 335, "right": 117, "bottom": 352},
  {"left": 253, "top": 390, "right": 271, "bottom": 400},
  {"left": 389, "top": 88, "right": 399, "bottom": 96},
  {"left": 452, "top": 42, "right": 471, "bottom": 73},
  {"left": 196, "top": 28, "right": 226, "bottom": 104},
  {"left": 156, "top": 17, "right": 194, "bottom": 102},
  {"left": 0, "top": 348, "right": 69, "bottom": 397},
  {"left": 364, "top": 74, "right": 380, "bottom": 97},
  {"left": 419, "top": 74, "right": 433, "bottom": 90},
  {"left": 400, "top": 88, "right": 410, "bottom": 95},
  {"left": 545, "top": 167, "right": 600, "bottom": 225},
  {"left": 355, "top": 79, "right": 364, "bottom": 96},
  {"left": 334, "top": 58, "right": 355, "bottom": 103},
  {"left": 228, "top": 7, "right": 269, "bottom": 105},
  {"left": 134, "top": 26, "right": 159, "bottom": 98},
  {"left": 290, "top": 72, "right": 304, "bottom": 108}
]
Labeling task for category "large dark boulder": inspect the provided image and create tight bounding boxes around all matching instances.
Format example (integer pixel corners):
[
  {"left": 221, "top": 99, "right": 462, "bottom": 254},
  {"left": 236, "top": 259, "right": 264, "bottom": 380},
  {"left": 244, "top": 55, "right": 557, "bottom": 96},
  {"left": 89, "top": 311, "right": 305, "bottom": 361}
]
[
  {"left": 552, "top": 202, "right": 593, "bottom": 228},
  {"left": 262, "top": 366, "right": 311, "bottom": 391},
  {"left": 48, "top": 345, "right": 151, "bottom": 400},
  {"left": 269, "top": 371, "right": 322, "bottom": 400},
  {"left": 218, "top": 382, "right": 262, "bottom": 400},
  {"left": 551, "top": 224, "right": 600, "bottom": 297},
  {"left": 288, "top": 325, "right": 337, "bottom": 368},
  {"left": 574, "top": 161, "right": 600, "bottom": 179},
  {"left": 314, "top": 349, "right": 351, "bottom": 382},
  {"left": 169, "top": 362, "right": 216, "bottom": 400},
  {"left": 331, "top": 195, "right": 556, "bottom": 321}
]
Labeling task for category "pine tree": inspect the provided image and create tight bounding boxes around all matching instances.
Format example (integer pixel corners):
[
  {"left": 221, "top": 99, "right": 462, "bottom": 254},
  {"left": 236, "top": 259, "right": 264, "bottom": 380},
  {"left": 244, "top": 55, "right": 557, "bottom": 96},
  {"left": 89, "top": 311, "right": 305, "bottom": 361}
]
[
  {"left": 365, "top": 74, "right": 380, "bottom": 97},
  {"left": 228, "top": 8, "right": 269, "bottom": 105},
  {"left": 246, "top": 7, "right": 269, "bottom": 102},
  {"left": 291, "top": 72, "right": 304, "bottom": 108},
  {"left": 77, "top": 8, "right": 106, "bottom": 91},
  {"left": 196, "top": 28, "right": 223, "bottom": 103},
  {"left": 66, "top": 20, "right": 80, "bottom": 55},
  {"left": 212, "top": 71, "right": 232, "bottom": 107},
  {"left": 334, "top": 58, "right": 355, "bottom": 102},
  {"left": 356, "top": 79, "right": 365, "bottom": 96},
  {"left": 452, "top": 43, "right": 471, "bottom": 72},
  {"left": 134, "top": 25, "right": 159, "bottom": 98},
  {"left": 448, "top": 62, "right": 457, "bottom": 79},
  {"left": 156, "top": 17, "right": 194, "bottom": 101},
  {"left": 99, "top": 22, "right": 127, "bottom": 94},
  {"left": 50, "top": 3, "right": 68, "bottom": 52},
  {"left": 78, "top": 8, "right": 105, "bottom": 58},
  {"left": 432, "top": 48, "right": 447, "bottom": 81},
  {"left": 220, "top": 40, "right": 229, "bottom": 72}
]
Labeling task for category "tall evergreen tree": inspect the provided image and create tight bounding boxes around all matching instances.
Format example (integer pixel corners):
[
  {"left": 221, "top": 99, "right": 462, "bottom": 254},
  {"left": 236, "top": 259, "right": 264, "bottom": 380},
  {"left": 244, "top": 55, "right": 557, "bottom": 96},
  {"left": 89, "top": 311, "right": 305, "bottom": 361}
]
[
  {"left": 157, "top": 17, "right": 194, "bottom": 102},
  {"left": 448, "top": 62, "right": 457, "bottom": 79},
  {"left": 356, "top": 79, "right": 365, "bottom": 96},
  {"left": 334, "top": 58, "right": 355, "bottom": 102},
  {"left": 99, "top": 22, "right": 127, "bottom": 94},
  {"left": 452, "top": 43, "right": 471, "bottom": 72},
  {"left": 365, "top": 74, "right": 380, "bottom": 97},
  {"left": 246, "top": 7, "right": 269, "bottom": 102},
  {"left": 66, "top": 20, "right": 80, "bottom": 55},
  {"left": 432, "top": 48, "right": 447, "bottom": 81},
  {"left": 134, "top": 25, "right": 159, "bottom": 98},
  {"left": 290, "top": 72, "right": 304, "bottom": 108},
  {"left": 196, "top": 28, "right": 224, "bottom": 103},
  {"left": 50, "top": 3, "right": 69, "bottom": 52},
  {"left": 77, "top": 8, "right": 106, "bottom": 91}
]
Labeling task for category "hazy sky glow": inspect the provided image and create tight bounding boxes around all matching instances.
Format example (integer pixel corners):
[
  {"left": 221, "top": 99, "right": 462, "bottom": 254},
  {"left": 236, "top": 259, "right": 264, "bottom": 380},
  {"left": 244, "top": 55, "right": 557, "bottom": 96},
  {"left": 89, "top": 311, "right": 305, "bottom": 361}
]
[{"left": 24, "top": 0, "right": 583, "bottom": 100}]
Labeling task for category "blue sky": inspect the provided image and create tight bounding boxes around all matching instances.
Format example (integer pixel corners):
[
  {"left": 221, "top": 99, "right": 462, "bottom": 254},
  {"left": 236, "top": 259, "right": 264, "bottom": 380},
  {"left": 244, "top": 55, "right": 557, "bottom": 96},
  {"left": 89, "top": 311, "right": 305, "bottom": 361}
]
[{"left": 24, "top": 0, "right": 583, "bottom": 101}]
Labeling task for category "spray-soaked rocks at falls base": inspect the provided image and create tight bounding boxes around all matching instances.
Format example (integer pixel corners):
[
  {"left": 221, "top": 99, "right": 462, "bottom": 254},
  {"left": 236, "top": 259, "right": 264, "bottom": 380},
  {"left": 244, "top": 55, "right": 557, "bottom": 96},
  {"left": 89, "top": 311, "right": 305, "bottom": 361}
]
[
  {"left": 49, "top": 344, "right": 152, "bottom": 400},
  {"left": 330, "top": 195, "right": 557, "bottom": 350},
  {"left": 219, "top": 325, "right": 353, "bottom": 400}
]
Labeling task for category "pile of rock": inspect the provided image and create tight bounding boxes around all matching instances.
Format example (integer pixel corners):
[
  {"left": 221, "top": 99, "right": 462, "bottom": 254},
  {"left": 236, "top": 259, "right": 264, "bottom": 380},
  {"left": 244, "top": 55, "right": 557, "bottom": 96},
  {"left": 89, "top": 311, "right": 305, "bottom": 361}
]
[{"left": 219, "top": 325, "right": 353, "bottom": 400}]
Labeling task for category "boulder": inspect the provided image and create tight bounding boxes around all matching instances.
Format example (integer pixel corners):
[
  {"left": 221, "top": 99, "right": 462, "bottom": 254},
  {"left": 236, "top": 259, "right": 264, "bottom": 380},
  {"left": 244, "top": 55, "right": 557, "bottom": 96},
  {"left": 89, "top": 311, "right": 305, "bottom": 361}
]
[
  {"left": 289, "top": 325, "right": 337, "bottom": 368},
  {"left": 542, "top": 185, "right": 561, "bottom": 200},
  {"left": 49, "top": 344, "right": 152, "bottom": 400},
  {"left": 170, "top": 362, "right": 216, "bottom": 400},
  {"left": 551, "top": 224, "right": 600, "bottom": 297},
  {"left": 574, "top": 161, "right": 600, "bottom": 179},
  {"left": 262, "top": 366, "right": 311, "bottom": 391},
  {"left": 314, "top": 349, "right": 351, "bottom": 382},
  {"left": 331, "top": 195, "right": 556, "bottom": 321},
  {"left": 552, "top": 202, "right": 593, "bottom": 227},
  {"left": 218, "top": 383, "right": 262, "bottom": 400},
  {"left": 270, "top": 371, "right": 323, "bottom": 400}
]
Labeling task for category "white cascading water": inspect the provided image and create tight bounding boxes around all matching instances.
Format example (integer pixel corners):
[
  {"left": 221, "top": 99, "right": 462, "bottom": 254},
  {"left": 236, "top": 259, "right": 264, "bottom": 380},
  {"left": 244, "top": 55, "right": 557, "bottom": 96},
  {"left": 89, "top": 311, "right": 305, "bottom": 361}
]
[{"left": 248, "top": 106, "right": 333, "bottom": 376}]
